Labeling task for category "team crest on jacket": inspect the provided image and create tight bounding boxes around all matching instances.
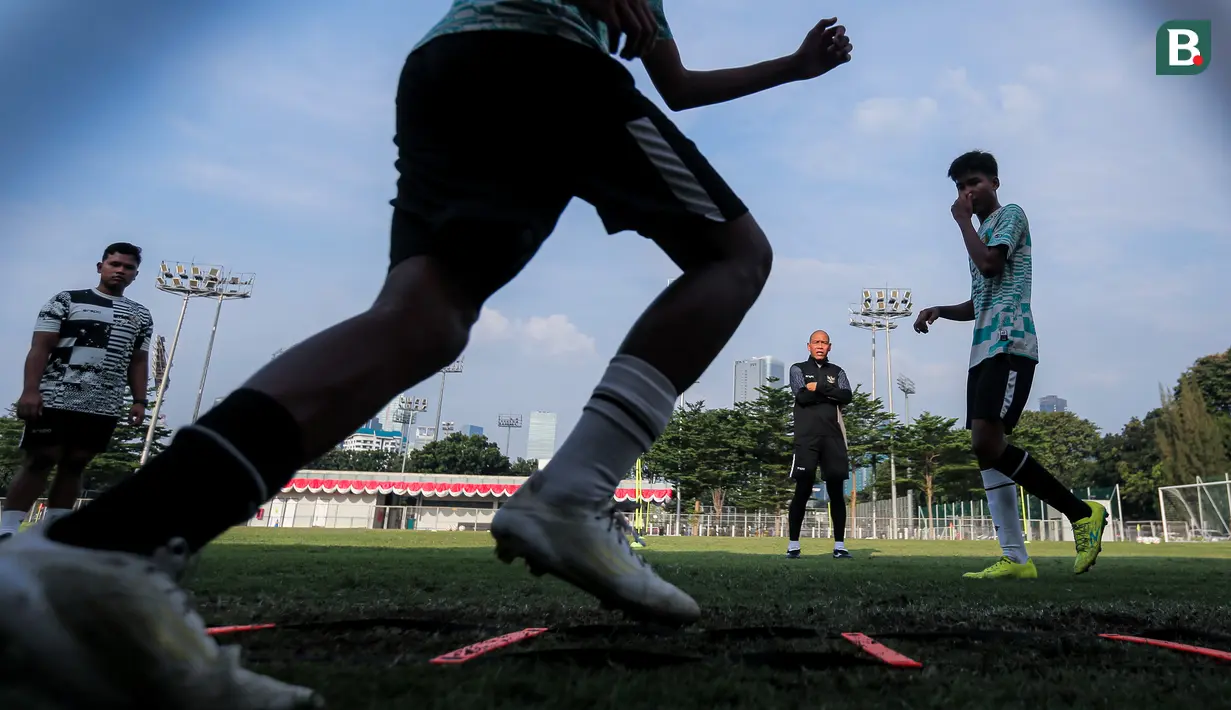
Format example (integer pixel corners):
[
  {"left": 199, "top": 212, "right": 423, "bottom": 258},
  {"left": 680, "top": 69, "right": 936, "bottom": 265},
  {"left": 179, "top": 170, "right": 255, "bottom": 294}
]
[{"left": 826, "top": 375, "right": 836, "bottom": 384}]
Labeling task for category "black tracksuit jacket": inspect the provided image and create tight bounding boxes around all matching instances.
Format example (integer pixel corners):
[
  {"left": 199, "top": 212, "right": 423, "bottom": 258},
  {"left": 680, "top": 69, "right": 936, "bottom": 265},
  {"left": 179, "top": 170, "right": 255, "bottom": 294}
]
[{"left": 789, "top": 357, "right": 853, "bottom": 440}]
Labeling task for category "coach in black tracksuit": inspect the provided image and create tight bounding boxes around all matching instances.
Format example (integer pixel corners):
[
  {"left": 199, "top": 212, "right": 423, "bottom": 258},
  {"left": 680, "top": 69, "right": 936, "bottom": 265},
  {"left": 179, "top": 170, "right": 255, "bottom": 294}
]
[{"left": 786, "top": 330, "right": 854, "bottom": 560}]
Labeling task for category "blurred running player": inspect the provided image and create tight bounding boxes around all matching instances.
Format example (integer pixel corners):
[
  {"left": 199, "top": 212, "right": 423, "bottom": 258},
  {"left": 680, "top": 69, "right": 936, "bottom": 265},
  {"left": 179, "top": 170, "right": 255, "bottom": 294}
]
[{"left": 0, "top": 2, "right": 854, "bottom": 707}]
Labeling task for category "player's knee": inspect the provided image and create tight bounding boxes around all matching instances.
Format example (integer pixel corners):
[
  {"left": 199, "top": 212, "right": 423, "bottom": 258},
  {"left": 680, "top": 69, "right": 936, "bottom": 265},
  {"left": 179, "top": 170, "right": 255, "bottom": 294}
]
[
  {"left": 732, "top": 217, "right": 773, "bottom": 284},
  {"left": 21, "top": 449, "right": 57, "bottom": 476},
  {"left": 372, "top": 299, "right": 470, "bottom": 367},
  {"left": 56, "top": 451, "right": 94, "bottom": 475},
  {"left": 706, "top": 215, "right": 773, "bottom": 297},
  {"left": 371, "top": 257, "right": 477, "bottom": 364},
  {"left": 969, "top": 421, "right": 1006, "bottom": 467}
]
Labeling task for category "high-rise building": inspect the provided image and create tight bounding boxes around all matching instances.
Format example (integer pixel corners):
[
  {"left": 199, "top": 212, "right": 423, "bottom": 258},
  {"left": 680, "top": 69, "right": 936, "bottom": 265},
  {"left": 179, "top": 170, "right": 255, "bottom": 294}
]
[
  {"left": 527, "top": 412, "right": 558, "bottom": 467},
  {"left": 374, "top": 395, "right": 416, "bottom": 437},
  {"left": 459, "top": 424, "right": 484, "bottom": 437},
  {"left": 342, "top": 427, "right": 405, "bottom": 453},
  {"left": 1039, "top": 395, "right": 1068, "bottom": 413},
  {"left": 733, "top": 356, "right": 786, "bottom": 404}
]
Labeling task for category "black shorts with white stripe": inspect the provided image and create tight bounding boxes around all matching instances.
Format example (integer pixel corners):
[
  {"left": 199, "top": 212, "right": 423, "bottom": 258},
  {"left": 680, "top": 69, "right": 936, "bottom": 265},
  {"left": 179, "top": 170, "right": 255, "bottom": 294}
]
[
  {"left": 388, "top": 31, "right": 749, "bottom": 295},
  {"left": 965, "top": 353, "right": 1037, "bottom": 434}
]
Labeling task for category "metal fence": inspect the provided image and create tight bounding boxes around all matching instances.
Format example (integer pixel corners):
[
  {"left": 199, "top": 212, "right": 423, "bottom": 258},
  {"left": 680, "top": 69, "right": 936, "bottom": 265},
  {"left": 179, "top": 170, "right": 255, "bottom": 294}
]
[
  {"left": 12, "top": 484, "right": 1226, "bottom": 545},
  {"left": 657, "top": 504, "right": 1073, "bottom": 541}
]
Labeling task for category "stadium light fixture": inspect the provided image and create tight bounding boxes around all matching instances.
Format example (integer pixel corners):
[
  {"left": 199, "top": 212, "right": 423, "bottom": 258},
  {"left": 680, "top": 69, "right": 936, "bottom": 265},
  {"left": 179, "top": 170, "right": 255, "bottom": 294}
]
[
  {"left": 393, "top": 395, "right": 430, "bottom": 472},
  {"left": 497, "top": 413, "right": 524, "bottom": 457},
  {"left": 434, "top": 358, "right": 464, "bottom": 442},
  {"left": 141, "top": 261, "right": 230, "bottom": 464},
  {"left": 190, "top": 271, "right": 255, "bottom": 423},
  {"left": 848, "top": 287, "right": 914, "bottom": 540}
]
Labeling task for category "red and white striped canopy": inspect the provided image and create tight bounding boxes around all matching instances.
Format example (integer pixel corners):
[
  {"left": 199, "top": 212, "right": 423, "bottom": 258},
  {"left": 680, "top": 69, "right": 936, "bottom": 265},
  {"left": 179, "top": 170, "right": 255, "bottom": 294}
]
[{"left": 280, "top": 476, "right": 673, "bottom": 502}]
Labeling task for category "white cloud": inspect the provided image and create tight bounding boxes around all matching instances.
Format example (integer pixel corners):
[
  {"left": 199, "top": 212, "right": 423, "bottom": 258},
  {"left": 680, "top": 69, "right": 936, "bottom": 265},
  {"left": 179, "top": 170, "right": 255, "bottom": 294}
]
[
  {"left": 852, "top": 96, "right": 939, "bottom": 135},
  {"left": 472, "top": 307, "right": 597, "bottom": 358}
]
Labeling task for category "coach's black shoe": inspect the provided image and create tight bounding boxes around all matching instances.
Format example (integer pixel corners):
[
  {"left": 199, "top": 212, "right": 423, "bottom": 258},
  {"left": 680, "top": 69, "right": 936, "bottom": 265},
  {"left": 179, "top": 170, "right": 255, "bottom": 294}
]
[
  {"left": 0, "top": 533, "right": 12, "bottom": 543},
  {"left": 785, "top": 549, "right": 801, "bottom": 559},
  {"left": 832, "top": 548, "right": 853, "bottom": 559}
]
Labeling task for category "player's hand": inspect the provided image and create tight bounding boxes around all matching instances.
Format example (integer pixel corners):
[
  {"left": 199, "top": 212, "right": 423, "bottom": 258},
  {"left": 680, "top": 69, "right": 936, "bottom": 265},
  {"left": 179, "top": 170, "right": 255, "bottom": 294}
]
[
  {"left": 914, "top": 307, "right": 941, "bottom": 334},
  {"left": 128, "top": 403, "right": 146, "bottom": 427},
  {"left": 951, "top": 192, "right": 974, "bottom": 222},
  {"left": 805, "top": 382, "right": 818, "bottom": 391},
  {"left": 16, "top": 389, "right": 43, "bottom": 421},
  {"left": 789, "top": 17, "right": 853, "bottom": 80},
  {"left": 569, "top": 0, "right": 659, "bottom": 60}
]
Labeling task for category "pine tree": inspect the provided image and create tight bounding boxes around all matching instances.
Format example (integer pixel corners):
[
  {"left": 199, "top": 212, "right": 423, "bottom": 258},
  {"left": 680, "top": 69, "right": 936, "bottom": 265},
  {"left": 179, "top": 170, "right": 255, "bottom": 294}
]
[{"left": 1155, "top": 375, "right": 1228, "bottom": 486}]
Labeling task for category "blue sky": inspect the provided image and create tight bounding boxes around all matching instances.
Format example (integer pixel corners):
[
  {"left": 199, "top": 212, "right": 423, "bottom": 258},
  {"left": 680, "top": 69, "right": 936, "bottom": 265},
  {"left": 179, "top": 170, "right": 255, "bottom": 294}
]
[{"left": 2, "top": 0, "right": 1228, "bottom": 460}]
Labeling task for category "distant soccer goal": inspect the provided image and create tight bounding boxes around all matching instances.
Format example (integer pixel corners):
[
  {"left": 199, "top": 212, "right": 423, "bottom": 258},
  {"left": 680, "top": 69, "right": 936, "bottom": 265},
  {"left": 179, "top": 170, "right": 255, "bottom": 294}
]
[{"left": 1159, "top": 477, "right": 1231, "bottom": 542}]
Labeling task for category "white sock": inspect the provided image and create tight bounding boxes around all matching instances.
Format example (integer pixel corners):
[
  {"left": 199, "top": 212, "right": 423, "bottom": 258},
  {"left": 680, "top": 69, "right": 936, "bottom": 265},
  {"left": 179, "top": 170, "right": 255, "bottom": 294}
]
[
  {"left": 535, "top": 355, "right": 676, "bottom": 505},
  {"left": 41, "top": 507, "right": 73, "bottom": 524},
  {"left": 788, "top": 540, "right": 801, "bottom": 551},
  {"left": 0, "top": 510, "right": 27, "bottom": 535},
  {"left": 834, "top": 541, "right": 845, "bottom": 551},
  {"left": 982, "top": 469, "right": 1027, "bottom": 563}
]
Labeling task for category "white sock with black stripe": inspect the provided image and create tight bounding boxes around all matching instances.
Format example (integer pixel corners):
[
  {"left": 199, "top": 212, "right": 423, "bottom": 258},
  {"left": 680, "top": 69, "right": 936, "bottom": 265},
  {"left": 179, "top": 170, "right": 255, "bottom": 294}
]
[
  {"left": 982, "top": 469, "right": 1027, "bottom": 564},
  {"left": 534, "top": 355, "right": 676, "bottom": 506}
]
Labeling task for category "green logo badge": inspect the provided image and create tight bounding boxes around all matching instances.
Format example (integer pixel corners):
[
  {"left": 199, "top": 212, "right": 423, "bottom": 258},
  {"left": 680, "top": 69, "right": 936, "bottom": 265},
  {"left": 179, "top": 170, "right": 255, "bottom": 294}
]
[{"left": 1156, "top": 20, "right": 1211, "bottom": 75}]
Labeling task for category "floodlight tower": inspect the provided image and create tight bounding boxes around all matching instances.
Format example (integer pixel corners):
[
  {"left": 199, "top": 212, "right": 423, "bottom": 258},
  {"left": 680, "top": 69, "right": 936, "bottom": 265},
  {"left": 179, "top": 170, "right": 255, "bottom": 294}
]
[
  {"left": 434, "top": 358, "right": 464, "bottom": 441},
  {"left": 141, "top": 261, "right": 224, "bottom": 464},
  {"left": 151, "top": 335, "right": 168, "bottom": 401},
  {"left": 497, "top": 414, "right": 523, "bottom": 456},
  {"left": 392, "top": 396, "right": 430, "bottom": 472},
  {"left": 897, "top": 375, "right": 916, "bottom": 424},
  {"left": 191, "top": 270, "right": 255, "bottom": 422},
  {"left": 848, "top": 288, "right": 914, "bottom": 539}
]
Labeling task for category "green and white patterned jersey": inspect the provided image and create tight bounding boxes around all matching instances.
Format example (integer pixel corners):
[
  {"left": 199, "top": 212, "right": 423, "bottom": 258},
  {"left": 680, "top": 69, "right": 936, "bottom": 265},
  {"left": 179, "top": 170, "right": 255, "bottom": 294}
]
[
  {"left": 968, "top": 203, "right": 1038, "bottom": 369},
  {"left": 415, "top": 0, "right": 673, "bottom": 54}
]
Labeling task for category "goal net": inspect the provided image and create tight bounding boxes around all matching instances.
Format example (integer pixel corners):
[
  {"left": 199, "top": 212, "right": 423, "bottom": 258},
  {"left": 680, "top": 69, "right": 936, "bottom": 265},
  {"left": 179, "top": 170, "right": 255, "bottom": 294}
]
[{"left": 1159, "top": 478, "right": 1231, "bottom": 542}]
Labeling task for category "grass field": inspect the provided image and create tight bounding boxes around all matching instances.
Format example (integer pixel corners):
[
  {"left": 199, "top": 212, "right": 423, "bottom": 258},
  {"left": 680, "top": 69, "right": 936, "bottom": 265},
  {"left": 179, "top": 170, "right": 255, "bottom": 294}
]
[{"left": 190, "top": 529, "right": 1231, "bottom": 710}]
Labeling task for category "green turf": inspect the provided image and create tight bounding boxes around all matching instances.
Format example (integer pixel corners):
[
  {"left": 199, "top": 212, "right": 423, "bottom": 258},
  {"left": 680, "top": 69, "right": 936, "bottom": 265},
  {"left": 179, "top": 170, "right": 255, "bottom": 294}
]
[{"left": 189, "top": 529, "right": 1231, "bottom": 710}]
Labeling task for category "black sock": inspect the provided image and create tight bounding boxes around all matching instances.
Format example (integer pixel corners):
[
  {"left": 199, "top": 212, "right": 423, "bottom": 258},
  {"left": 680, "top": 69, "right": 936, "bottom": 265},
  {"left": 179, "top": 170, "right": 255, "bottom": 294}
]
[
  {"left": 48, "top": 388, "right": 305, "bottom": 556},
  {"left": 788, "top": 475, "right": 813, "bottom": 542},
  {"left": 826, "top": 478, "right": 846, "bottom": 543},
  {"left": 995, "top": 444, "right": 1091, "bottom": 523}
]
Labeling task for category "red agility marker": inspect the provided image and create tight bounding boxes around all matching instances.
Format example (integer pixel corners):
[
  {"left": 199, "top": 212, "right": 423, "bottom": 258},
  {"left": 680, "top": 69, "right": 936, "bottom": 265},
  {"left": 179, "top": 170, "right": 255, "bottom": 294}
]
[
  {"left": 1100, "top": 634, "right": 1231, "bottom": 662},
  {"left": 429, "top": 627, "right": 550, "bottom": 665},
  {"left": 841, "top": 632, "right": 923, "bottom": 668},
  {"left": 206, "top": 623, "right": 278, "bottom": 636}
]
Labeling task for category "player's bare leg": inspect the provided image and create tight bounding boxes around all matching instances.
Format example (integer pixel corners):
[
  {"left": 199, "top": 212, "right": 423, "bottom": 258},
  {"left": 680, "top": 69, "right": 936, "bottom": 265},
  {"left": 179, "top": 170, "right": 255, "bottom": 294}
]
[
  {"left": 0, "top": 448, "right": 58, "bottom": 538},
  {"left": 492, "top": 213, "right": 772, "bottom": 624}
]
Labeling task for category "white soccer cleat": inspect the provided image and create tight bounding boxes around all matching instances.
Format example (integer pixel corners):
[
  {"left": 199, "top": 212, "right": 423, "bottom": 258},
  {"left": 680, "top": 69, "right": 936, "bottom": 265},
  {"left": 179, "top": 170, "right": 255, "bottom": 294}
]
[
  {"left": 490, "top": 483, "right": 700, "bottom": 625},
  {"left": 0, "top": 530, "right": 323, "bottom": 710}
]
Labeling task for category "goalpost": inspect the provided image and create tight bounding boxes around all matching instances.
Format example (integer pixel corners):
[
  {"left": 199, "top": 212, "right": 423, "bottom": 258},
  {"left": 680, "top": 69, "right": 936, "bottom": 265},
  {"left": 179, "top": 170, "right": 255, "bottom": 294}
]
[{"left": 1158, "top": 475, "right": 1231, "bottom": 542}]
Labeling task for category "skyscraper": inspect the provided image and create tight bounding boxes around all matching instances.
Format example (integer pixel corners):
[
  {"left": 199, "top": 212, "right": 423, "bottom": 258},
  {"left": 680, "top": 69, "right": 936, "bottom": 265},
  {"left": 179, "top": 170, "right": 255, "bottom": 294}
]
[
  {"left": 527, "top": 411, "right": 558, "bottom": 467},
  {"left": 733, "top": 356, "right": 786, "bottom": 404},
  {"left": 1039, "top": 395, "right": 1068, "bottom": 413},
  {"left": 459, "top": 424, "right": 484, "bottom": 437}
]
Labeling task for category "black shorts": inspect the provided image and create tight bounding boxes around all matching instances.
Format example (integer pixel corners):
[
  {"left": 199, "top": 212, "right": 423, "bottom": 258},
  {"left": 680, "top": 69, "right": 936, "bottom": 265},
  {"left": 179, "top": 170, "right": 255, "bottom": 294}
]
[
  {"left": 791, "top": 437, "right": 849, "bottom": 483},
  {"left": 19, "top": 407, "right": 119, "bottom": 454},
  {"left": 966, "top": 353, "right": 1037, "bottom": 434},
  {"left": 389, "top": 31, "right": 749, "bottom": 297}
]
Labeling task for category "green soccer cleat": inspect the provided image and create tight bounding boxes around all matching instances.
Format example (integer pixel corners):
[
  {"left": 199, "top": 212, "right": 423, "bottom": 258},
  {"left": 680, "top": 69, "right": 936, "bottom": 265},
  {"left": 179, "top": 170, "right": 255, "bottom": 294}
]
[
  {"left": 962, "top": 556, "right": 1038, "bottom": 580},
  {"left": 1072, "top": 500, "right": 1108, "bottom": 574}
]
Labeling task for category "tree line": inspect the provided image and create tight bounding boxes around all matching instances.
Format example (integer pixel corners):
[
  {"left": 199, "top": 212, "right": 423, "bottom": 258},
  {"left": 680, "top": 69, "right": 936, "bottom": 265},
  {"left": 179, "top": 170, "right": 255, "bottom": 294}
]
[
  {"left": 307, "top": 433, "right": 540, "bottom": 477},
  {"left": 641, "top": 346, "right": 1231, "bottom": 520}
]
